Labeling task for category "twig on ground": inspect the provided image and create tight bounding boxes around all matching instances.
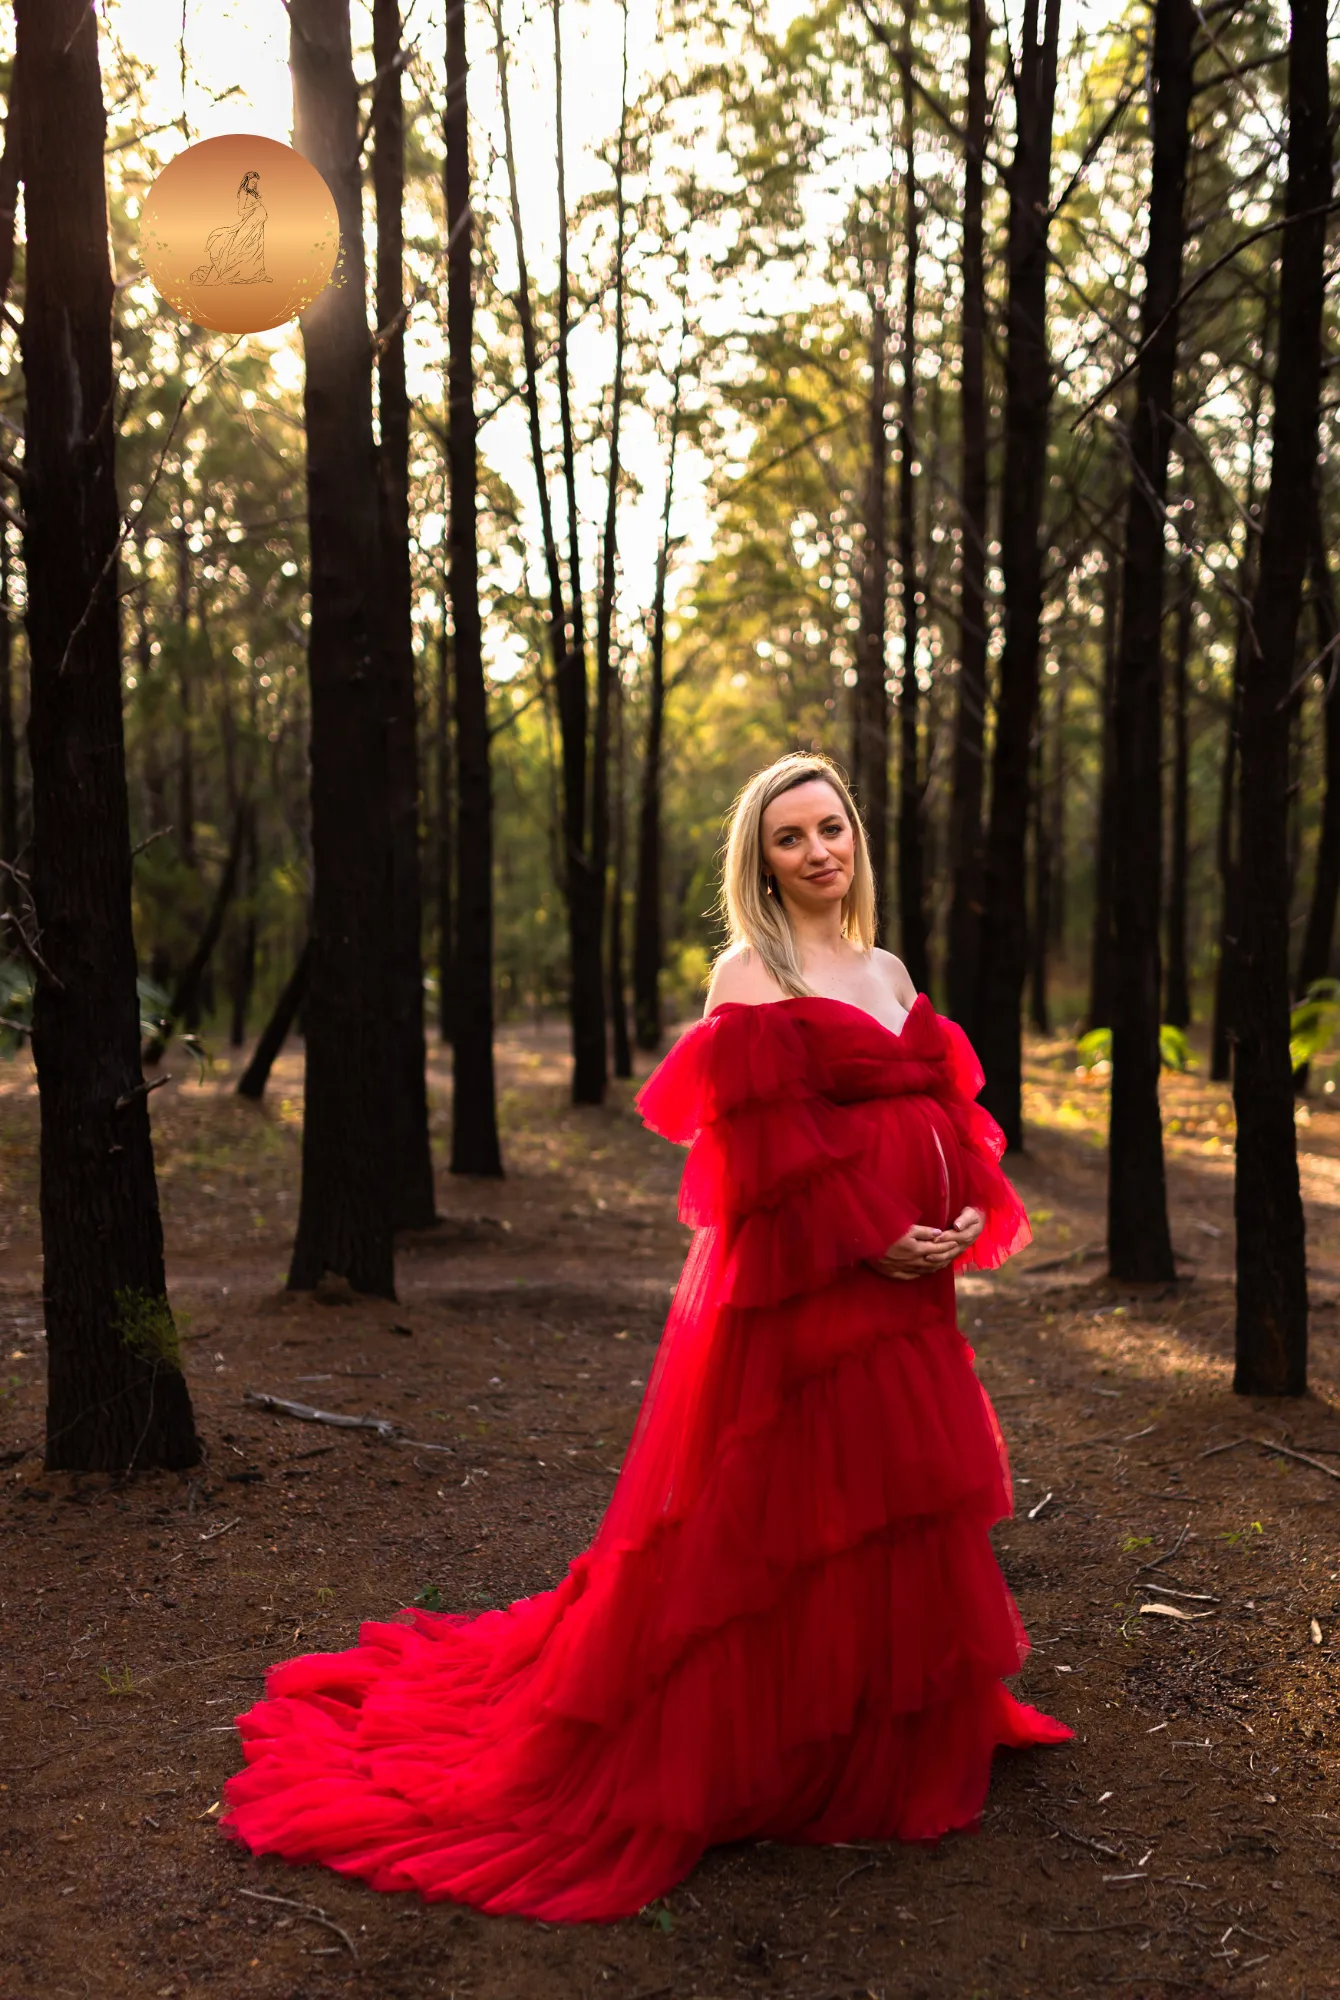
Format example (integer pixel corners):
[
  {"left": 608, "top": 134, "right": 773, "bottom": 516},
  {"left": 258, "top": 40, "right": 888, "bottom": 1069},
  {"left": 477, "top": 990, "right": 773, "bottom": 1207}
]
[
  {"left": 1256, "top": 1436, "right": 1340, "bottom": 1482},
  {"left": 834, "top": 1855, "right": 878, "bottom": 1894},
  {"left": 1137, "top": 1521, "right": 1192, "bottom": 1573},
  {"left": 1028, "top": 1490, "right": 1056, "bottom": 1520},
  {"left": 235, "top": 1888, "right": 357, "bottom": 1960},
  {"left": 1045, "top": 1820, "right": 1123, "bottom": 1859},
  {"left": 198, "top": 1517, "right": 240, "bottom": 1543},
  {"left": 1199, "top": 1436, "right": 1255, "bottom": 1459},
  {"left": 243, "top": 1390, "right": 397, "bottom": 1437}
]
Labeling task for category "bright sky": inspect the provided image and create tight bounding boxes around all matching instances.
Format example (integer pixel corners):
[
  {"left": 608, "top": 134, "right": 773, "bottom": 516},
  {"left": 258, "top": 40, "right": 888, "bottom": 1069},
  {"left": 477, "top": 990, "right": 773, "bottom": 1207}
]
[{"left": 106, "top": 0, "right": 1113, "bottom": 661}]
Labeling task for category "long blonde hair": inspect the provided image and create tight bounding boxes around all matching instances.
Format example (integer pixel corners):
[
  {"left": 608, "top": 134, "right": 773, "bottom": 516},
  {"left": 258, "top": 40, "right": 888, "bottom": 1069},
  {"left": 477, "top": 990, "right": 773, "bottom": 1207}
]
[{"left": 717, "top": 753, "right": 877, "bottom": 998}]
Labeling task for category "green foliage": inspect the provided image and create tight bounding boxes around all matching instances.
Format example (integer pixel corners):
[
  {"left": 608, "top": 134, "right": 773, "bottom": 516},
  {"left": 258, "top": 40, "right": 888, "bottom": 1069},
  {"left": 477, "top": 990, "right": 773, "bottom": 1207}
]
[
  {"left": 1074, "top": 1026, "right": 1195, "bottom": 1073},
  {"left": 1289, "top": 979, "right": 1340, "bottom": 1070},
  {"left": 111, "top": 1287, "right": 183, "bottom": 1373},
  {"left": 412, "top": 1583, "right": 444, "bottom": 1611}
]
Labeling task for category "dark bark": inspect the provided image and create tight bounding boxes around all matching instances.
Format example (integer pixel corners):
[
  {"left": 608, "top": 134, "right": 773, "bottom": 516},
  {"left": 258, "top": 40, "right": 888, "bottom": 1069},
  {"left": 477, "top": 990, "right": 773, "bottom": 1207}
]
[
  {"left": 142, "top": 800, "right": 248, "bottom": 1064},
  {"left": 1028, "top": 700, "right": 1050, "bottom": 1034},
  {"left": 1087, "top": 556, "right": 1121, "bottom": 1029},
  {"left": 632, "top": 326, "right": 686, "bottom": 1053},
  {"left": 608, "top": 664, "right": 632, "bottom": 1081},
  {"left": 1164, "top": 557, "right": 1194, "bottom": 1030},
  {"left": 287, "top": 0, "right": 397, "bottom": 1297},
  {"left": 946, "top": 0, "right": 989, "bottom": 1038},
  {"left": 228, "top": 799, "right": 259, "bottom": 1049},
  {"left": 17, "top": 0, "right": 198, "bottom": 1471},
  {"left": 591, "top": 0, "right": 632, "bottom": 1086},
  {"left": 445, "top": 0, "right": 502, "bottom": 1176},
  {"left": 973, "top": 0, "right": 1061, "bottom": 1149},
  {"left": 1210, "top": 617, "right": 1245, "bottom": 1080},
  {"left": 895, "top": 13, "right": 929, "bottom": 990},
  {"left": 552, "top": 0, "right": 605, "bottom": 1106},
  {"left": 1233, "top": 0, "right": 1329, "bottom": 1398},
  {"left": 174, "top": 516, "right": 196, "bottom": 875},
  {"left": 0, "top": 529, "right": 16, "bottom": 941},
  {"left": 374, "top": 0, "right": 436, "bottom": 1225},
  {"left": 237, "top": 938, "right": 311, "bottom": 1101},
  {"left": 1295, "top": 494, "right": 1340, "bottom": 1008},
  {"left": 853, "top": 296, "right": 890, "bottom": 931},
  {"left": 1105, "top": 0, "right": 1195, "bottom": 1283},
  {"left": 434, "top": 602, "right": 456, "bottom": 1044}
]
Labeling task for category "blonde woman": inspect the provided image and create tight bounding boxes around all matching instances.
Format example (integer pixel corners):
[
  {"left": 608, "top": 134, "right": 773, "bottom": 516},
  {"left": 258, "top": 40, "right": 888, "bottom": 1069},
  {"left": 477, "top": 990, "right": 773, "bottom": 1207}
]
[{"left": 224, "top": 752, "right": 1069, "bottom": 1921}]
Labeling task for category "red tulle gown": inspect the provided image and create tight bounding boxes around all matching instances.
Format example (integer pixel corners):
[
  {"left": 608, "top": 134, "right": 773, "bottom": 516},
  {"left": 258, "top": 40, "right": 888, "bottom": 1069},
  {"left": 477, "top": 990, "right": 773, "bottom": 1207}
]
[{"left": 223, "top": 994, "right": 1072, "bottom": 1920}]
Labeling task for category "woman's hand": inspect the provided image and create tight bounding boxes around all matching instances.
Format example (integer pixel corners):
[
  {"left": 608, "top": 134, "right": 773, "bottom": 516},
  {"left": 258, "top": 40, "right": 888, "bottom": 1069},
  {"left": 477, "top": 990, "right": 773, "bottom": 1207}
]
[{"left": 869, "top": 1207, "right": 985, "bottom": 1281}]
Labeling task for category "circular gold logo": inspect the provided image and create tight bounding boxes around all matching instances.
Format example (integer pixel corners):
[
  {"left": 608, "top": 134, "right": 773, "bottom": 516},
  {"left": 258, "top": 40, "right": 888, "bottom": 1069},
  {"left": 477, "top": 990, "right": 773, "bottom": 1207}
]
[{"left": 139, "top": 133, "right": 339, "bottom": 335}]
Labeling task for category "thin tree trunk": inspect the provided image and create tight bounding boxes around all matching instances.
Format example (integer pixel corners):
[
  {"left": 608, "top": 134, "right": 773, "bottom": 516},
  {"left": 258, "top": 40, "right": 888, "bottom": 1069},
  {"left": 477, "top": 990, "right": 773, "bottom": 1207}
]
[
  {"left": 435, "top": 597, "right": 456, "bottom": 1045},
  {"left": 632, "top": 314, "right": 686, "bottom": 1053},
  {"left": 0, "top": 528, "right": 16, "bottom": 943},
  {"left": 237, "top": 938, "right": 311, "bottom": 1101},
  {"left": 946, "top": 0, "right": 989, "bottom": 1037},
  {"left": 143, "top": 799, "right": 248, "bottom": 1064},
  {"left": 374, "top": 0, "right": 436, "bottom": 1225},
  {"left": 1087, "top": 555, "right": 1120, "bottom": 1028},
  {"left": 1028, "top": 699, "right": 1050, "bottom": 1033},
  {"left": 1233, "top": 0, "right": 1329, "bottom": 1398},
  {"left": 1106, "top": 0, "right": 1194, "bottom": 1284},
  {"left": 1050, "top": 665, "right": 1066, "bottom": 948},
  {"left": 551, "top": 0, "right": 605, "bottom": 1106},
  {"left": 854, "top": 295, "right": 890, "bottom": 931},
  {"left": 1210, "top": 618, "right": 1245, "bottom": 1080},
  {"left": 17, "top": 0, "right": 198, "bottom": 1471},
  {"left": 229, "top": 798, "right": 258, "bottom": 1048},
  {"left": 1164, "top": 555, "right": 1193, "bottom": 1030},
  {"left": 445, "top": 0, "right": 502, "bottom": 1177},
  {"left": 1295, "top": 494, "right": 1340, "bottom": 1012},
  {"left": 608, "top": 662, "right": 632, "bottom": 1080},
  {"left": 590, "top": 0, "right": 631, "bottom": 1088},
  {"left": 174, "top": 514, "right": 196, "bottom": 875},
  {"left": 973, "top": 0, "right": 1061, "bottom": 1149},
  {"left": 287, "top": 0, "right": 397, "bottom": 1297},
  {"left": 896, "top": 10, "right": 929, "bottom": 989}
]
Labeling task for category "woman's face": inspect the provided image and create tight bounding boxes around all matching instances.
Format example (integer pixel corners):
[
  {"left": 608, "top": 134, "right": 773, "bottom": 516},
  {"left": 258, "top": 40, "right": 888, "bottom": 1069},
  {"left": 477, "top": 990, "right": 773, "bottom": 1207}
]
[{"left": 759, "top": 778, "right": 855, "bottom": 914}]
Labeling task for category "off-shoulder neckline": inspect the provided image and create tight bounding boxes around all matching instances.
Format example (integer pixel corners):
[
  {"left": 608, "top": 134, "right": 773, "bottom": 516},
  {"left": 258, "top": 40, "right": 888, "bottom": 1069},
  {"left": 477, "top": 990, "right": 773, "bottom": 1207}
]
[{"left": 706, "top": 990, "right": 931, "bottom": 1047}]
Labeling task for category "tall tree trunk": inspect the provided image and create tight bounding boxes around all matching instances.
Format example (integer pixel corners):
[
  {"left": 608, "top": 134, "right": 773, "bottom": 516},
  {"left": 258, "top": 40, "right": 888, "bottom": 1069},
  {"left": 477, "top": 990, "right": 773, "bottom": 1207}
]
[
  {"left": 1233, "top": 0, "right": 1329, "bottom": 1398},
  {"left": 853, "top": 295, "right": 890, "bottom": 931},
  {"left": 973, "top": 0, "right": 1061, "bottom": 1149},
  {"left": 551, "top": 0, "right": 605, "bottom": 1106},
  {"left": 946, "top": 0, "right": 989, "bottom": 1038},
  {"left": 143, "top": 799, "right": 248, "bottom": 1064},
  {"left": 896, "top": 10, "right": 929, "bottom": 990},
  {"left": 1105, "top": 0, "right": 1195, "bottom": 1284},
  {"left": 608, "top": 662, "right": 632, "bottom": 1080},
  {"left": 1050, "top": 664, "right": 1066, "bottom": 948},
  {"left": 174, "top": 514, "right": 196, "bottom": 874},
  {"left": 1210, "top": 618, "right": 1245, "bottom": 1080},
  {"left": 229, "top": 798, "right": 258, "bottom": 1048},
  {"left": 1164, "top": 555, "right": 1193, "bottom": 1030},
  {"left": 1087, "top": 554, "right": 1120, "bottom": 1028},
  {"left": 237, "top": 937, "right": 311, "bottom": 1101},
  {"left": 0, "top": 528, "right": 16, "bottom": 944},
  {"left": 1028, "top": 700, "right": 1050, "bottom": 1033},
  {"left": 374, "top": 0, "right": 437, "bottom": 1224},
  {"left": 435, "top": 599, "right": 456, "bottom": 1045},
  {"left": 445, "top": 0, "right": 502, "bottom": 1176},
  {"left": 590, "top": 0, "right": 631, "bottom": 1085},
  {"left": 1295, "top": 493, "right": 1340, "bottom": 1009},
  {"left": 632, "top": 321, "right": 686, "bottom": 1053},
  {"left": 17, "top": 0, "right": 198, "bottom": 1471},
  {"left": 287, "top": 0, "right": 397, "bottom": 1297}
]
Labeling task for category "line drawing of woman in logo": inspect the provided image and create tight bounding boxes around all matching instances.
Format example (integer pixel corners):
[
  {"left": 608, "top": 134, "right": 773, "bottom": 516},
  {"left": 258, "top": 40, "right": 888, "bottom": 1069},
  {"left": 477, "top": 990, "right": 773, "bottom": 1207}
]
[{"left": 190, "top": 169, "right": 273, "bottom": 286}]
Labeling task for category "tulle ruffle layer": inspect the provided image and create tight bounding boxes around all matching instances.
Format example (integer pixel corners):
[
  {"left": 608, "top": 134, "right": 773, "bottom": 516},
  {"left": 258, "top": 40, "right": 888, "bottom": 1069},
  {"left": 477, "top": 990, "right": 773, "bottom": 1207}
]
[{"left": 222, "top": 994, "right": 1068, "bottom": 1922}]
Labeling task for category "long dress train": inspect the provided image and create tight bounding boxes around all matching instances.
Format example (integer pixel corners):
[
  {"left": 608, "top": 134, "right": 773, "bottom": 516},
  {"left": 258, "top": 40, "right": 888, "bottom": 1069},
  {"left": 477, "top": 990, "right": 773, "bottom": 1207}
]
[{"left": 222, "top": 993, "right": 1071, "bottom": 1921}]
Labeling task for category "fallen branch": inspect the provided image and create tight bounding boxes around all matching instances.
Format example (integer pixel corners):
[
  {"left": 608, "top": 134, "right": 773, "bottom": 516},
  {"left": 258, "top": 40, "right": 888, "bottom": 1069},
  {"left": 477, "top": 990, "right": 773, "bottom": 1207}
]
[
  {"left": 1256, "top": 1436, "right": 1340, "bottom": 1482},
  {"left": 1020, "top": 1241, "right": 1106, "bottom": 1275},
  {"left": 235, "top": 1887, "right": 357, "bottom": 1961},
  {"left": 243, "top": 1390, "right": 397, "bottom": 1437},
  {"left": 1137, "top": 1520, "right": 1193, "bottom": 1573},
  {"left": 1045, "top": 1820, "right": 1122, "bottom": 1860},
  {"left": 1200, "top": 1436, "right": 1255, "bottom": 1459},
  {"left": 198, "top": 1518, "right": 240, "bottom": 1543}
]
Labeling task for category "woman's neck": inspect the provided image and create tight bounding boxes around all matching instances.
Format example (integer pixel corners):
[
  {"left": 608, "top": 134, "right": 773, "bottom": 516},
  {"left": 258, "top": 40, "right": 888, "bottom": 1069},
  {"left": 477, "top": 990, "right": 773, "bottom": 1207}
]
[{"left": 781, "top": 900, "right": 847, "bottom": 968}]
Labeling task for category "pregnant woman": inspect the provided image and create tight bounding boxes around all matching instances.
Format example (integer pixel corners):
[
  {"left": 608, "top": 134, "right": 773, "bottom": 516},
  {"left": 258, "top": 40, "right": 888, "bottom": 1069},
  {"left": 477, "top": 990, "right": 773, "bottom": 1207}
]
[
  {"left": 190, "top": 169, "right": 272, "bottom": 287},
  {"left": 224, "top": 751, "right": 1070, "bottom": 1920}
]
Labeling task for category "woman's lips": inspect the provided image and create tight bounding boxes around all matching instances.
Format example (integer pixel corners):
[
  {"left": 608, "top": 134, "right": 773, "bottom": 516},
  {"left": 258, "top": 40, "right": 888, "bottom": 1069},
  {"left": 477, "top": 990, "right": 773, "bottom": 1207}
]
[{"left": 805, "top": 868, "right": 840, "bottom": 884}]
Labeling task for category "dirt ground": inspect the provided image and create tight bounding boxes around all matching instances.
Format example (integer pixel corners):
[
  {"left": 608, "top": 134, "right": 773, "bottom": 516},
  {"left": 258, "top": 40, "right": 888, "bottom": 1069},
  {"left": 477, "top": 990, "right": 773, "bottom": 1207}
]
[{"left": 1, "top": 1019, "right": 1338, "bottom": 2000}]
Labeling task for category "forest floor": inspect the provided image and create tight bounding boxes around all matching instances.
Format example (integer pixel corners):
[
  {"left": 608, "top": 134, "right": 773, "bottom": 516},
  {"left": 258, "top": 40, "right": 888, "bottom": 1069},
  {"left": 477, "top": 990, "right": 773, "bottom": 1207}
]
[{"left": 1, "top": 1020, "right": 1339, "bottom": 2000}]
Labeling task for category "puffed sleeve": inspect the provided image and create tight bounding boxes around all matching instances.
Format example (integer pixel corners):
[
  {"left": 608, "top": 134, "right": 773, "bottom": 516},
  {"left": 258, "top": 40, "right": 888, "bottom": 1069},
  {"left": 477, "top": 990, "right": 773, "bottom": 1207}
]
[{"left": 933, "top": 1014, "right": 1031, "bottom": 1271}]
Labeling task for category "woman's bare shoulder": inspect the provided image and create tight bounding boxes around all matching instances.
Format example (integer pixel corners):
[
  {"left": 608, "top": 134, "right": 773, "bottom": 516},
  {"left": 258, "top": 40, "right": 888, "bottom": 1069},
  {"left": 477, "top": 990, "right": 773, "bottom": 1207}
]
[
  {"left": 870, "top": 947, "right": 918, "bottom": 1012},
  {"left": 704, "top": 945, "right": 784, "bottom": 1016}
]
